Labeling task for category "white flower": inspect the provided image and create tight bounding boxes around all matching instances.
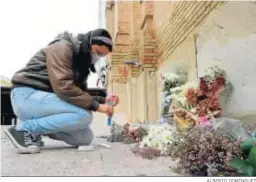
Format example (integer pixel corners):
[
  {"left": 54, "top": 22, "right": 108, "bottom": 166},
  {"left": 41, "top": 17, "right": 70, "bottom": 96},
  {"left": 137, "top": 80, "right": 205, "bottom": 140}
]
[
  {"left": 183, "top": 82, "right": 198, "bottom": 90},
  {"left": 162, "top": 135, "right": 172, "bottom": 145},
  {"left": 204, "top": 65, "right": 227, "bottom": 82},
  {"left": 139, "top": 124, "right": 175, "bottom": 155},
  {"left": 162, "top": 72, "right": 180, "bottom": 83},
  {"left": 146, "top": 138, "right": 157, "bottom": 148},
  {"left": 190, "top": 107, "right": 197, "bottom": 113},
  {"left": 147, "top": 134, "right": 154, "bottom": 141},
  {"left": 139, "top": 139, "right": 149, "bottom": 148},
  {"left": 149, "top": 125, "right": 158, "bottom": 134},
  {"left": 170, "top": 86, "right": 183, "bottom": 93}
]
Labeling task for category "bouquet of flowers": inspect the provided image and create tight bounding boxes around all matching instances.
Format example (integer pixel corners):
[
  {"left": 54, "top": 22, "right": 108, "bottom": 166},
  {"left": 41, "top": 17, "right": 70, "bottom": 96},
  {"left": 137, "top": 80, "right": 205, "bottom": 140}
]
[
  {"left": 160, "top": 72, "right": 186, "bottom": 122},
  {"left": 203, "top": 65, "right": 233, "bottom": 96},
  {"left": 123, "top": 123, "right": 148, "bottom": 144},
  {"left": 170, "top": 82, "right": 198, "bottom": 111},
  {"left": 170, "top": 125, "right": 244, "bottom": 176},
  {"left": 184, "top": 76, "right": 225, "bottom": 118},
  {"left": 170, "top": 65, "right": 232, "bottom": 130},
  {"left": 138, "top": 123, "right": 175, "bottom": 156}
]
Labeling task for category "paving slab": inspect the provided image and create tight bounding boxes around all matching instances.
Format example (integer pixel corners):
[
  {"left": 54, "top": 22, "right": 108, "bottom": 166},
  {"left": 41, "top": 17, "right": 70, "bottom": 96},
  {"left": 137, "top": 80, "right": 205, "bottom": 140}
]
[{"left": 1, "top": 113, "right": 179, "bottom": 176}]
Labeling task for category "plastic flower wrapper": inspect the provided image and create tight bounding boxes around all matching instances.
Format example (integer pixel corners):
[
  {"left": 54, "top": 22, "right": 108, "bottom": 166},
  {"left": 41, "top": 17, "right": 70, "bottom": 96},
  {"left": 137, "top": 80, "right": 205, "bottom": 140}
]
[
  {"left": 159, "top": 63, "right": 189, "bottom": 119},
  {"left": 160, "top": 71, "right": 187, "bottom": 119},
  {"left": 160, "top": 91, "right": 172, "bottom": 117},
  {"left": 159, "top": 117, "right": 169, "bottom": 124}
]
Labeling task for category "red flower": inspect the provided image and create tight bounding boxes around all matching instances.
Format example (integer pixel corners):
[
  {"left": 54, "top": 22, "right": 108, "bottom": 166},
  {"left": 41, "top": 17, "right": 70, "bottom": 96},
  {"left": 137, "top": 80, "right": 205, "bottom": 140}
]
[
  {"left": 185, "top": 88, "right": 198, "bottom": 105},
  {"left": 199, "top": 77, "right": 209, "bottom": 94},
  {"left": 209, "top": 76, "right": 225, "bottom": 95}
]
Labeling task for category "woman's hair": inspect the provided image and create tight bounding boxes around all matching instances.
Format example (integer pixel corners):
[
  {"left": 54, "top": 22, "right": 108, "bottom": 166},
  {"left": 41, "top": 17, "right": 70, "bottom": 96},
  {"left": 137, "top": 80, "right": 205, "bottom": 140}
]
[{"left": 90, "top": 29, "right": 113, "bottom": 52}]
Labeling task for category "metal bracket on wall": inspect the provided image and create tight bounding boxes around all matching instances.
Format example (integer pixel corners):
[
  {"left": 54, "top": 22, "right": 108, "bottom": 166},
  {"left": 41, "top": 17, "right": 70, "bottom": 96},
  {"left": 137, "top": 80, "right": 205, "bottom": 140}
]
[{"left": 123, "top": 60, "right": 142, "bottom": 68}]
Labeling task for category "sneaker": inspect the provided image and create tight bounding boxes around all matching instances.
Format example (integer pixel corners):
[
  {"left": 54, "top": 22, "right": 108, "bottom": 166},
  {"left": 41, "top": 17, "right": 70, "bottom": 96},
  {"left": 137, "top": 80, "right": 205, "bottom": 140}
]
[
  {"left": 77, "top": 139, "right": 95, "bottom": 151},
  {"left": 78, "top": 145, "right": 94, "bottom": 151},
  {"left": 4, "top": 126, "right": 40, "bottom": 154},
  {"left": 32, "top": 135, "right": 44, "bottom": 147}
]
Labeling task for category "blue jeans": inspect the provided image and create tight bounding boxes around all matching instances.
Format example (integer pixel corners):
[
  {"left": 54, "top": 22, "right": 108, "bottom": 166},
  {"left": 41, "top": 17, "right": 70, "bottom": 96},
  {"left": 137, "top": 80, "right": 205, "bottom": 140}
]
[{"left": 11, "top": 87, "right": 94, "bottom": 146}]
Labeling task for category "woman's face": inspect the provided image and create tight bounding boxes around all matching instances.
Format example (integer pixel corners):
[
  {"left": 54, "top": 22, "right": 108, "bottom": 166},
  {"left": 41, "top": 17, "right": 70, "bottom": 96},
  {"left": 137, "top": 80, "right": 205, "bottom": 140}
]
[{"left": 91, "top": 44, "right": 110, "bottom": 57}]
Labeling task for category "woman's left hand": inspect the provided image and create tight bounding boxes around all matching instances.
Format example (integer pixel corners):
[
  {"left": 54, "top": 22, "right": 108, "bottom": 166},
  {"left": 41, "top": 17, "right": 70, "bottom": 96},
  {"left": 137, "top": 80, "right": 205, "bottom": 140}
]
[{"left": 105, "top": 95, "right": 119, "bottom": 107}]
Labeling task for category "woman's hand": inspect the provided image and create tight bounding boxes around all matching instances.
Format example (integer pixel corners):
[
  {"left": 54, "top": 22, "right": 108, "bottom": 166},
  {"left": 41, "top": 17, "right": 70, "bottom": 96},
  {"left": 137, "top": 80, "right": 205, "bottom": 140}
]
[
  {"left": 105, "top": 95, "right": 119, "bottom": 107},
  {"left": 97, "top": 104, "right": 114, "bottom": 117}
]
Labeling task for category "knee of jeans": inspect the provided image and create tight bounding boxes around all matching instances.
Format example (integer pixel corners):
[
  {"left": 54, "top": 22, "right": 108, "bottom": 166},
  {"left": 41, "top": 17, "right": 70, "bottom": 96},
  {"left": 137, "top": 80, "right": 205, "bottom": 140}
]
[
  {"left": 77, "top": 111, "right": 93, "bottom": 126},
  {"left": 73, "top": 128, "right": 94, "bottom": 146},
  {"left": 82, "top": 128, "right": 94, "bottom": 145}
]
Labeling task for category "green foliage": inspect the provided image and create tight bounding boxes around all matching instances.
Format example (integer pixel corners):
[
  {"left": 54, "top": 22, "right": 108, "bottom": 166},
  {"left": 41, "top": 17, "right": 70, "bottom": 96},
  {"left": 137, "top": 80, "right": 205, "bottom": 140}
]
[
  {"left": 248, "top": 147, "right": 256, "bottom": 168},
  {"left": 230, "top": 138, "right": 256, "bottom": 176},
  {"left": 240, "top": 137, "right": 256, "bottom": 155}
]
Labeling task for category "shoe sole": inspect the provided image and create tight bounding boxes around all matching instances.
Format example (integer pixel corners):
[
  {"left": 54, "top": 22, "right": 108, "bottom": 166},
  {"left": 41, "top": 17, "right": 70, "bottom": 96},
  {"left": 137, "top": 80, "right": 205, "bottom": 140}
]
[
  {"left": 78, "top": 145, "right": 94, "bottom": 151},
  {"left": 4, "top": 128, "right": 40, "bottom": 154},
  {"left": 33, "top": 141, "right": 44, "bottom": 148}
]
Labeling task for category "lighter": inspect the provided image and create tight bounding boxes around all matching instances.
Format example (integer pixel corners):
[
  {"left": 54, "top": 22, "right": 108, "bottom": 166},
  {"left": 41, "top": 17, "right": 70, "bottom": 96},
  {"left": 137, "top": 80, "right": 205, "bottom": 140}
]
[{"left": 107, "top": 100, "right": 113, "bottom": 126}]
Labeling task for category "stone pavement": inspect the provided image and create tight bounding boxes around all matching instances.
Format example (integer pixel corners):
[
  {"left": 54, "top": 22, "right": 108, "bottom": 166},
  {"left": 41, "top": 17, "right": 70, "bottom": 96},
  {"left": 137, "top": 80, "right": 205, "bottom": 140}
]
[{"left": 1, "top": 113, "right": 179, "bottom": 176}]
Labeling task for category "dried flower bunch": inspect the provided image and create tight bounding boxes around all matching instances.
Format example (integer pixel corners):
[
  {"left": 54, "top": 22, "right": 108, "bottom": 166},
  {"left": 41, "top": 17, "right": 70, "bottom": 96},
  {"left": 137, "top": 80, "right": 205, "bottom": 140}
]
[
  {"left": 107, "top": 122, "right": 149, "bottom": 143},
  {"left": 132, "top": 146, "right": 161, "bottom": 159},
  {"left": 171, "top": 126, "right": 245, "bottom": 176},
  {"left": 107, "top": 121, "right": 125, "bottom": 142},
  {"left": 123, "top": 123, "right": 148, "bottom": 144},
  {"left": 184, "top": 76, "right": 224, "bottom": 117}
]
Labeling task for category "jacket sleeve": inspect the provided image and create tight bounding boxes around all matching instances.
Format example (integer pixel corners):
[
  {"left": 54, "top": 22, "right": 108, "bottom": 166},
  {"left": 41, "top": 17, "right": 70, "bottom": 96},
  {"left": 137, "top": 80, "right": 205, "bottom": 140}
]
[
  {"left": 45, "top": 41, "right": 100, "bottom": 111},
  {"left": 79, "top": 81, "right": 106, "bottom": 104},
  {"left": 93, "top": 96, "right": 106, "bottom": 104}
]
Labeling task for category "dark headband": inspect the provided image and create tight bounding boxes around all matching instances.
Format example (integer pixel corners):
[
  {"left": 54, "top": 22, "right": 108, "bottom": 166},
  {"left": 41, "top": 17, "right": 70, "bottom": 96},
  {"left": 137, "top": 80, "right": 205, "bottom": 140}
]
[{"left": 91, "top": 36, "right": 113, "bottom": 46}]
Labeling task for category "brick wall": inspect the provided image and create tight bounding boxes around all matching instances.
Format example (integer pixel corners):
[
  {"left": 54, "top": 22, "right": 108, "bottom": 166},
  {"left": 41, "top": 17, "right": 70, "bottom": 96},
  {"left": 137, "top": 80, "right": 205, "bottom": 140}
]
[
  {"left": 129, "top": 1, "right": 142, "bottom": 77},
  {"left": 154, "top": 1, "right": 225, "bottom": 65},
  {"left": 106, "top": 1, "right": 134, "bottom": 83},
  {"left": 153, "top": 1, "right": 174, "bottom": 32},
  {"left": 105, "top": 1, "right": 226, "bottom": 122},
  {"left": 106, "top": 0, "right": 115, "bottom": 39},
  {"left": 106, "top": 0, "right": 225, "bottom": 76}
]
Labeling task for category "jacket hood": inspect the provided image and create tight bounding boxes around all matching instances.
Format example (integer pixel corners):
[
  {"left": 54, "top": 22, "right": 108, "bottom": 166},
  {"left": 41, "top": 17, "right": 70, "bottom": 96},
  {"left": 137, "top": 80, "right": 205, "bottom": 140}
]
[
  {"left": 50, "top": 31, "right": 96, "bottom": 73},
  {"left": 48, "top": 32, "right": 80, "bottom": 54},
  {"left": 48, "top": 31, "right": 92, "bottom": 55}
]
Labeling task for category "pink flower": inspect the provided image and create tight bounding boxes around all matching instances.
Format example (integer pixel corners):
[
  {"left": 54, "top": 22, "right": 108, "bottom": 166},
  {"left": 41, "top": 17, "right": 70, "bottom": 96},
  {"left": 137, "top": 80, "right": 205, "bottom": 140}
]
[{"left": 199, "top": 116, "right": 208, "bottom": 126}]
